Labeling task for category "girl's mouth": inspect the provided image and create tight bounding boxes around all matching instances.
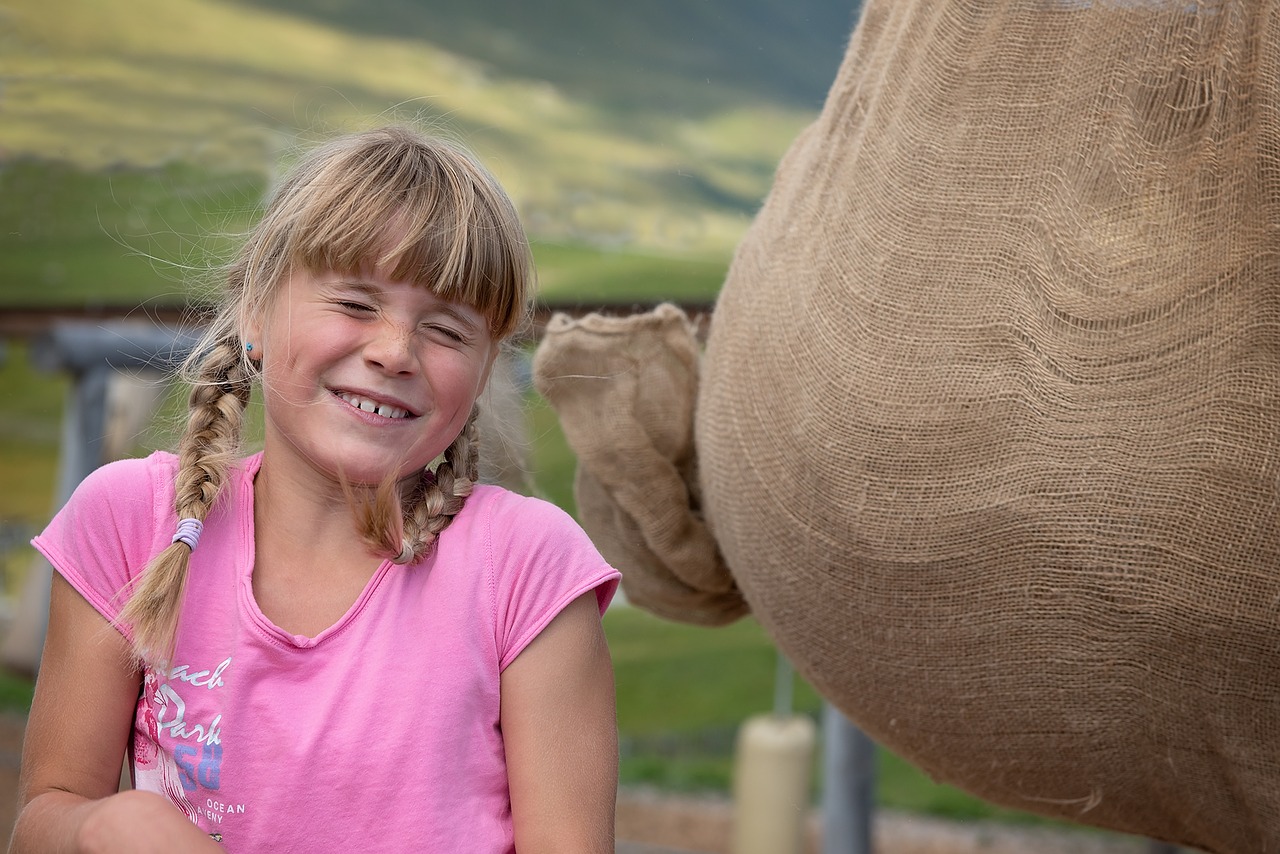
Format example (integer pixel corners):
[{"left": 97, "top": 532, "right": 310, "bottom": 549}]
[{"left": 335, "top": 391, "right": 413, "bottom": 420}]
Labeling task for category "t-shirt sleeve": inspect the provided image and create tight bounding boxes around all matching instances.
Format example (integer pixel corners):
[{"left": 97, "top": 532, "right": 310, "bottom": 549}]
[
  {"left": 30, "top": 454, "right": 170, "bottom": 633},
  {"left": 486, "top": 491, "right": 621, "bottom": 671}
]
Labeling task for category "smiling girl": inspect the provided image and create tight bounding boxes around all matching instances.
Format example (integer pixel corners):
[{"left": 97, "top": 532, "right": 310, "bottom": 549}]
[{"left": 10, "top": 126, "right": 621, "bottom": 854}]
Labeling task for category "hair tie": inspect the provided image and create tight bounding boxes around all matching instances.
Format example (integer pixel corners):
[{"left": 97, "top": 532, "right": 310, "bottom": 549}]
[
  {"left": 391, "top": 539, "right": 415, "bottom": 565},
  {"left": 172, "top": 518, "right": 204, "bottom": 551}
]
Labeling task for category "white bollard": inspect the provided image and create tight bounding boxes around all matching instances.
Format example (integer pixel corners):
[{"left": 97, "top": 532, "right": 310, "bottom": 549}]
[{"left": 731, "top": 713, "right": 817, "bottom": 854}]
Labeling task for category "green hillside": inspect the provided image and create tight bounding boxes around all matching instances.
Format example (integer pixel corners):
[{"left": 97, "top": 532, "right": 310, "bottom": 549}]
[
  {"left": 0, "top": 0, "right": 855, "bottom": 307},
  {"left": 234, "top": 0, "right": 858, "bottom": 114},
  {"left": 0, "top": 0, "right": 852, "bottom": 515}
]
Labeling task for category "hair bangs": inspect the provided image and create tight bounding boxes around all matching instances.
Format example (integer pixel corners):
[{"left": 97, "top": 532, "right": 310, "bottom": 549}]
[
  {"left": 380, "top": 198, "right": 531, "bottom": 340},
  {"left": 282, "top": 131, "right": 532, "bottom": 340}
]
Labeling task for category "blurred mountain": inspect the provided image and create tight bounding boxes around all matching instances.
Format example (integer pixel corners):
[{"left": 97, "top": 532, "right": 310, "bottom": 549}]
[
  {"left": 0, "top": 0, "right": 860, "bottom": 305},
  {"left": 232, "top": 0, "right": 858, "bottom": 114}
]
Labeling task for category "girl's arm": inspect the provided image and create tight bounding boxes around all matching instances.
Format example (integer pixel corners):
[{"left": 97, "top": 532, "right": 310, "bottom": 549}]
[
  {"left": 501, "top": 591, "right": 618, "bottom": 854},
  {"left": 8, "top": 574, "right": 222, "bottom": 854}
]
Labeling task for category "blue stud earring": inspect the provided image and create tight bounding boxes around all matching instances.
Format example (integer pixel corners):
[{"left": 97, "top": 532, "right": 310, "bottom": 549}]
[{"left": 245, "top": 343, "right": 254, "bottom": 353}]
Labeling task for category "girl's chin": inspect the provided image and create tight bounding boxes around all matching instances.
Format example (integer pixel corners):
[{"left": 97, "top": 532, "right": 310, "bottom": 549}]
[
  {"left": 313, "top": 452, "right": 436, "bottom": 490},
  {"left": 329, "top": 464, "right": 431, "bottom": 489},
  {"left": 260, "top": 436, "right": 439, "bottom": 491}
]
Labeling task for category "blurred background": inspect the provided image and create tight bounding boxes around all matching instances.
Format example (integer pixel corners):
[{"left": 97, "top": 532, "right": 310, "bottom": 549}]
[{"left": 0, "top": 0, "right": 1142, "bottom": 849}]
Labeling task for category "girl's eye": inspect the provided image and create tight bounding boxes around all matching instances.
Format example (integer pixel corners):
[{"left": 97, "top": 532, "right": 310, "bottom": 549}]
[
  {"left": 339, "top": 301, "right": 375, "bottom": 313},
  {"left": 427, "top": 325, "right": 467, "bottom": 343}
]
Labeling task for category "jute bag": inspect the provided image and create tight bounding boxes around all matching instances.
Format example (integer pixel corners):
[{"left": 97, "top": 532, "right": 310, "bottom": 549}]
[
  {"left": 534, "top": 307, "right": 747, "bottom": 624},
  {"left": 536, "top": 0, "right": 1280, "bottom": 849}
]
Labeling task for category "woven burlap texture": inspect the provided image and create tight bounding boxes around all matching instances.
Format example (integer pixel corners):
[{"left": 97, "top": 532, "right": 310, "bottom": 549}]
[
  {"left": 532, "top": 306, "right": 747, "bottom": 625},
  {"left": 535, "top": 0, "right": 1279, "bottom": 849}
]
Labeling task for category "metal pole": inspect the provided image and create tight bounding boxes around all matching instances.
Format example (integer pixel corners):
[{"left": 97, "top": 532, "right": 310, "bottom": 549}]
[
  {"left": 822, "top": 702, "right": 875, "bottom": 854},
  {"left": 774, "top": 649, "right": 795, "bottom": 717},
  {"left": 0, "top": 364, "right": 111, "bottom": 673},
  {"left": 1, "top": 322, "right": 197, "bottom": 673}
]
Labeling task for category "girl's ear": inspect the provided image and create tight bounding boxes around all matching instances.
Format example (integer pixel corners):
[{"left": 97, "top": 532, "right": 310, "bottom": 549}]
[{"left": 241, "top": 317, "right": 264, "bottom": 361}]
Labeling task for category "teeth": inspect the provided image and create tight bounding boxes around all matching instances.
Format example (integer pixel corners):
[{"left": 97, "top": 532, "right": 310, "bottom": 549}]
[{"left": 338, "top": 393, "right": 409, "bottom": 420}]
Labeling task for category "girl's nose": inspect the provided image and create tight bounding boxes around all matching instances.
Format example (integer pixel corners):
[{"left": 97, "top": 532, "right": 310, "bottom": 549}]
[{"left": 364, "top": 323, "right": 417, "bottom": 374}]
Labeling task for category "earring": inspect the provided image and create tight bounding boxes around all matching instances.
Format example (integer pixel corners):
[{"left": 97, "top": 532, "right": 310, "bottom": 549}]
[{"left": 245, "top": 342, "right": 254, "bottom": 353}]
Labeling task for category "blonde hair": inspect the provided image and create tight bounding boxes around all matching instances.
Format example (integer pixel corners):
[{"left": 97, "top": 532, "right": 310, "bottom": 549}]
[{"left": 120, "top": 126, "right": 534, "bottom": 665}]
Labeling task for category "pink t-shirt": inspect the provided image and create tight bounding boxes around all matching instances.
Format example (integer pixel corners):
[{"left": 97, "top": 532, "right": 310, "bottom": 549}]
[{"left": 33, "top": 452, "right": 620, "bottom": 854}]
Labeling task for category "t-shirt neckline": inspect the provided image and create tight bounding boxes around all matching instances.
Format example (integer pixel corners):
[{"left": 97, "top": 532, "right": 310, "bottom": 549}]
[{"left": 236, "top": 452, "right": 397, "bottom": 649}]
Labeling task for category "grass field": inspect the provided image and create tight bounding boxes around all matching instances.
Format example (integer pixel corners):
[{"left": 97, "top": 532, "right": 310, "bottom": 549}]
[
  {"left": 604, "top": 608, "right": 1072, "bottom": 825},
  {"left": 0, "top": 159, "right": 735, "bottom": 310}
]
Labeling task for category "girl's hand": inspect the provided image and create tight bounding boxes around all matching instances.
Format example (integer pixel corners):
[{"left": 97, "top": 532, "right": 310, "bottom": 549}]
[
  {"left": 501, "top": 592, "right": 618, "bottom": 854},
  {"left": 75, "top": 790, "right": 224, "bottom": 853}
]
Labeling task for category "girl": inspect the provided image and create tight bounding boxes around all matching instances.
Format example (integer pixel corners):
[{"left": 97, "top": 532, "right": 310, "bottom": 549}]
[{"left": 10, "top": 126, "right": 621, "bottom": 853}]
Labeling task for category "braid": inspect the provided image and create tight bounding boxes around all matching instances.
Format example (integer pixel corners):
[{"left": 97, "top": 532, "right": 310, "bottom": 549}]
[
  {"left": 399, "top": 406, "right": 481, "bottom": 564},
  {"left": 354, "top": 406, "right": 482, "bottom": 566},
  {"left": 119, "top": 338, "right": 251, "bottom": 666}
]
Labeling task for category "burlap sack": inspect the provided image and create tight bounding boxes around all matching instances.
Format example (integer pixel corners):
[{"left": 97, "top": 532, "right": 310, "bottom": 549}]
[
  {"left": 537, "top": 0, "right": 1280, "bottom": 849},
  {"left": 532, "top": 306, "right": 747, "bottom": 625}
]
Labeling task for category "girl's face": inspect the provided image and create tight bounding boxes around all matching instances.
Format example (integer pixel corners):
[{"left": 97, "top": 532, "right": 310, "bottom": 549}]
[{"left": 248, "top": 265, "right": 497, "bottom": 491}]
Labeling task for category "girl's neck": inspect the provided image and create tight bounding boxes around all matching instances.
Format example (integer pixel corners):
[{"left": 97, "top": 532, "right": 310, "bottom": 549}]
[
  {"left": 253, "top": 458, "right": 367, "bottom": 559},
  {"left": 250, "top": 458, "right": 390, "bottom": 637}
]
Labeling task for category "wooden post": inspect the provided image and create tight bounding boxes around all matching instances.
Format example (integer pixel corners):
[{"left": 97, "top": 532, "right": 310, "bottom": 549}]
[{"left": 731, "top": 654, "right": 817, "bottom": 854}]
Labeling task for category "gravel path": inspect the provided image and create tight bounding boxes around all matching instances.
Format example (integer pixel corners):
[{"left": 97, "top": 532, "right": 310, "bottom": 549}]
[{"left": 616, "top": 787, "right": 1154, "bottom": 854}]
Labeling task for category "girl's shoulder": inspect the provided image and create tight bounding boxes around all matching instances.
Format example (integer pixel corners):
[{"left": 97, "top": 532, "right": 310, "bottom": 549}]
[
  {"left": 458, "top": 484, "right": 619, "bottom": 590},
  {"left": 34, "top": 451, "right": 263, "bottom": 624},
  {"left": 462, "top": 484, "right": 587, "bottom": 541},
  {"left": 455, "top": 485, "right": 619, "bottom": 668},
  {"left": 72, "top": 450, "right": 260, "bottom": 498},
  {"left": 64, "top": 451, "right": 262, "bottom": 525},
  {"left": 464, "top": 482, "right": 547, "bottom": 510},
  {"left": 63, "top": 450, "right": 178, "bottom": 512}
]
